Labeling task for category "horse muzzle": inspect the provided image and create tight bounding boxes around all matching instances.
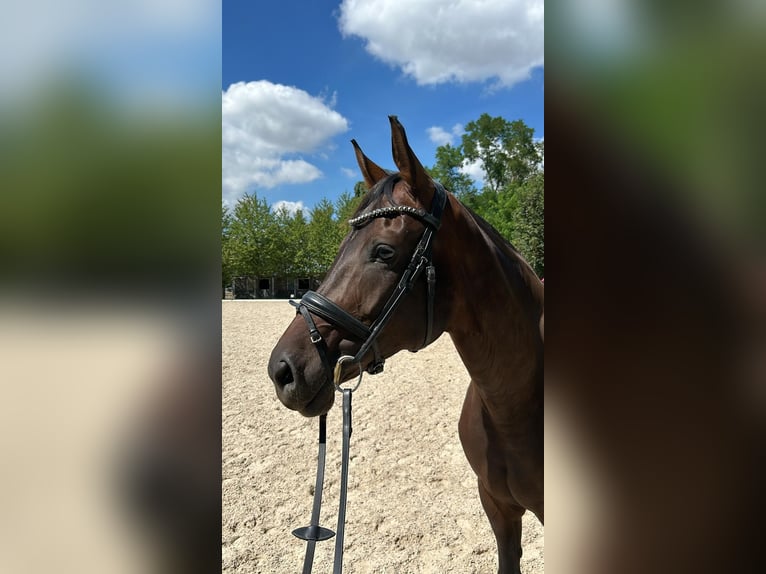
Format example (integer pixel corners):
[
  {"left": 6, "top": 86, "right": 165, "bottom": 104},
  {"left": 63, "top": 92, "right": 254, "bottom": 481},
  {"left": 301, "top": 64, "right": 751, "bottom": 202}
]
[{"left": 267, "top": 350, "right": 336, "bottom": 417}]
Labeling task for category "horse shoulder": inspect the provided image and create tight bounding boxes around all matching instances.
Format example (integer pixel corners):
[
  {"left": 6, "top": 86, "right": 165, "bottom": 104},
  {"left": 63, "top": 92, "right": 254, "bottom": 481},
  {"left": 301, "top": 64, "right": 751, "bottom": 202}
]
[{"left": 458, "top": 381, "right": 543, "bottom": 513}]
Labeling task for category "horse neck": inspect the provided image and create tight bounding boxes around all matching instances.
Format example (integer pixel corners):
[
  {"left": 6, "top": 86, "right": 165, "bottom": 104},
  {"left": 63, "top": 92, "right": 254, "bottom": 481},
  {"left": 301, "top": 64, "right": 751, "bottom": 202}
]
[{"left": 440, "top": 199, "right": 544, "bottom": 409}]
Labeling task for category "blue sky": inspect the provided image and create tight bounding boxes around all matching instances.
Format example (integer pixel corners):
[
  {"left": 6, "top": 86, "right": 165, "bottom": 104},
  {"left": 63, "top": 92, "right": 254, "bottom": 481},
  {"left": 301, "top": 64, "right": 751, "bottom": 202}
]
[
  {"left": 223, "top": 0, "right": 543, "bottom": 213},
  {"left": 0, "top": 0, "right": 219, "bottom": 109}
]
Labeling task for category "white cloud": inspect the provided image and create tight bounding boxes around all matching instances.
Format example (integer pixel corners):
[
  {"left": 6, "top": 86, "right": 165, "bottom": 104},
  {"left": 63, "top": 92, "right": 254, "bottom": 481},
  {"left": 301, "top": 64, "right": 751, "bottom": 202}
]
[
  {"left": 222, "top": 80, "right": 349, "bottom": 203},
  {"left": 427, "top": 123, "right": 464, "bottom": 146},
  {"left": 340, "top": 167, "right": 357, "bottom": 178},
  {"left": 272, "top": 200, "right": 306, "bottom": 217},
  {"left": 338, "top": 0, "right": 543, "bottom": 87},
  {"left": 427, "top": 127, "right": 453, "bottom": 146},
  {"left": 460, "top": 157, "right": 485, "bottom": 188}
]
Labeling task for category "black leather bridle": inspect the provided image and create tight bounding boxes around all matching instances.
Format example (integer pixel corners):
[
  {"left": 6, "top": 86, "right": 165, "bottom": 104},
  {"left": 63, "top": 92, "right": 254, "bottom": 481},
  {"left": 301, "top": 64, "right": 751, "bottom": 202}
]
[
  {"left": 290, "top": 177, "right": 447, "bottom": 383},
  {"left": 288, "top": 177, "right": 447, "bottom": 574}
]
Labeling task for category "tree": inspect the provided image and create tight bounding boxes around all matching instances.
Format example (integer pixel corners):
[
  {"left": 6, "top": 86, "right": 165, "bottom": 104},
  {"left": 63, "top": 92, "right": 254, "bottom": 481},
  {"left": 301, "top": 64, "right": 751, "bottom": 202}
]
[
  {"left": 426, "top": 143, "right": 477, "bottom": 200},
  {"left": 335, "top": 191, "right": 362, "bottom": 222},
  {"left": 353, "top": 180, "right": 367, "bottom": 198},
  {"left": 270, "top": 205, "right": 304, "bottom": 277},
  {"left": 334, "top": 191, "right": 363, "bottom": 251},
  {"left": 461, "top": 113, "right": 540, "bottom": 192},
  {"left": 293, "top": 209, "right": 311, "bottom": 275},
  {"left": 226, "top": 192, "right": 275, "bottom": 278},
  {"left": 307, "top": 198, "right": 338, "bottom": 275},
  {"left": 222, "top": 203, "right": 234, "bottom": 288},
  {"left": 511, "top": 172, "right": 544, "bottom": 277},
  {"left": 535, "top": 139, "right": 544, "bottom": 173},
  {"left": 478, "top": 186, "right": 519, "bottom": 241}
]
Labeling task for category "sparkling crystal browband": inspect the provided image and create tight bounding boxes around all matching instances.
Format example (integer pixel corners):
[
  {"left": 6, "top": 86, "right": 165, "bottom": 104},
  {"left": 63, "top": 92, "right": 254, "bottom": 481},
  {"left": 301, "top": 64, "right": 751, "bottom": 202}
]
[{"left": 348, "top": 205, "right": 426, "bottom": 228}]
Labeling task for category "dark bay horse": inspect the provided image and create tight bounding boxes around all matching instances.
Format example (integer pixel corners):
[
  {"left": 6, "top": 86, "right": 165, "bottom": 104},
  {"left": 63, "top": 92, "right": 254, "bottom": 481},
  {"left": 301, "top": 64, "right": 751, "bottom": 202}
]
[{"left": 268, "top": 116, "right": 543, "bottom": 573}]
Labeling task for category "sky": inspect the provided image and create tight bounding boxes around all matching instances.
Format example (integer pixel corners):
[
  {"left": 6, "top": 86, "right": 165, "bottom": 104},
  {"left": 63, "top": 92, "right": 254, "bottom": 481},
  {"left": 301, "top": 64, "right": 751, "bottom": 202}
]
[
  {"left": 0, "top": 0, "right": 219, "bottom": 109},
  {"left": 223, "top": 0, "right": 544, "bottom": 214}
]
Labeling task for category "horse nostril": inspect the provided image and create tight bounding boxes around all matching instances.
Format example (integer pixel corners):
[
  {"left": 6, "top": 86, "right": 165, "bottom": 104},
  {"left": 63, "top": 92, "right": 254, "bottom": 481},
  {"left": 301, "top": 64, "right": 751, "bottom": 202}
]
[{"left": 274, "top": 360, "right": 294, "bottom": 388}]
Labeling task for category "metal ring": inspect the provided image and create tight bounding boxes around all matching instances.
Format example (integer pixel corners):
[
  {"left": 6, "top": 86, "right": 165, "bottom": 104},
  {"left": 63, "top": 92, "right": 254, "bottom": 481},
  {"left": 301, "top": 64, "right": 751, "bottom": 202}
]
[{"left": 334, "top": 355, "right": 363, "bottom": 393}]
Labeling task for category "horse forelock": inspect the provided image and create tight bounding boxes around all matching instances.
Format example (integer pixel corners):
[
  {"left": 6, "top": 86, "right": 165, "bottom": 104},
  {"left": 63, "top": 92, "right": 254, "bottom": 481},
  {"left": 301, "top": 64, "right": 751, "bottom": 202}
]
[{"left": 352, "top": 173, "right": 400, "bottom": 217}]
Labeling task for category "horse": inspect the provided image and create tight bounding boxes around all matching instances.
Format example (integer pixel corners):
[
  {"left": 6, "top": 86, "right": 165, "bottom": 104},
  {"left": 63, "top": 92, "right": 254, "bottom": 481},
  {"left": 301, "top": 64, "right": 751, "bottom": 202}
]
[{"left": 268, "top": 116, "right": 544, "bottom": 574}]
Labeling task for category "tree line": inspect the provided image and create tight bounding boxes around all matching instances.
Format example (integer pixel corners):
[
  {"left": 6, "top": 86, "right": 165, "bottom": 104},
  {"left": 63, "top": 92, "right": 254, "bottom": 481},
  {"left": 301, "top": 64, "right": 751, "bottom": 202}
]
[
  {"left": 222, "top": 113, "right": 544, "bottom": 290},
  {"left": 222, "top": 192, "right": 361, "bottom": 289}
]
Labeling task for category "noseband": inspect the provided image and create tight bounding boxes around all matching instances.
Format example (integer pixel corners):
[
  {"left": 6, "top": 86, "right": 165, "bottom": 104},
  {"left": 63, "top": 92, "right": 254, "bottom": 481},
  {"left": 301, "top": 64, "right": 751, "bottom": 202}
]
[{"left": 290, "top": 178, "right": 447, "bottom": 382}]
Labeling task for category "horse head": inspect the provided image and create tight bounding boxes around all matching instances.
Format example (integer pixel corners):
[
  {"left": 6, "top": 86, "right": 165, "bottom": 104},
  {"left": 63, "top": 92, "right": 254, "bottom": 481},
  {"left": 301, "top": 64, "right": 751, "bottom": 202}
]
[{"left": 268, "top": 116, "right": 451, "bottom": 416}]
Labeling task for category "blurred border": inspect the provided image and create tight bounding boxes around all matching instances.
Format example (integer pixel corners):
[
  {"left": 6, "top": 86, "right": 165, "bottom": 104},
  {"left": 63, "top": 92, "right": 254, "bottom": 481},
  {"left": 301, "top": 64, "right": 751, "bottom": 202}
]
[
  {"left": 0, "top": 2, "right": 221, "bottom": 573},
  {"left": 546, "top": 2, "right": 765, "bottom": 573}
]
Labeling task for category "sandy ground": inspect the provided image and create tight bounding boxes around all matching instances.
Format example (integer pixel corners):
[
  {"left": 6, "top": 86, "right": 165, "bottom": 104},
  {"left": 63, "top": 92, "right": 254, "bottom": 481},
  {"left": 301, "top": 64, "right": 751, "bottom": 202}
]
[{"left": 222, "top": 300, "right": 544, "bottom": 573}]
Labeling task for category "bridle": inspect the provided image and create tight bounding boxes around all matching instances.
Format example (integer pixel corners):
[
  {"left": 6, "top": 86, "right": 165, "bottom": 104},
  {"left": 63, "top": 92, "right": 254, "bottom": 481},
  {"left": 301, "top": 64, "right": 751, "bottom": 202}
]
[
  {"left": 290, "top": 176, "right": 447, "bottom": 383},
  {"left": 287, "top": 177, "right": 447, "bottom": 574}
]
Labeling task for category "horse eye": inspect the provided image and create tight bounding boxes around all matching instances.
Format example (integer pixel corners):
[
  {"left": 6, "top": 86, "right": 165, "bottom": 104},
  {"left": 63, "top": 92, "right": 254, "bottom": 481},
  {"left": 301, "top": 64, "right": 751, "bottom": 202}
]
[{"left": 374, "top": 244, "right": 396, "bottom": 261}]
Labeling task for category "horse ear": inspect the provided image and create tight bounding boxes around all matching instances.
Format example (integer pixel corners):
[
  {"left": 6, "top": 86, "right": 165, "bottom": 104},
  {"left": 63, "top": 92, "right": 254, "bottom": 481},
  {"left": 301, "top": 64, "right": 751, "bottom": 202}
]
[
  {"left": 389, "top": 115, "right": 434, "bottom": 203},
  {"left": 351, "top": 139, "right": 388, "bottom": 189}
]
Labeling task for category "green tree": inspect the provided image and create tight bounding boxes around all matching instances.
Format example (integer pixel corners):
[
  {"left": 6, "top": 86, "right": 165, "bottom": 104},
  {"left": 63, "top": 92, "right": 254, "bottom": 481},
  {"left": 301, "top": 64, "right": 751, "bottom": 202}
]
[
  {"left": 352, "top": 180, "right": 368, "bottom": 198},
  {"left": 336, "top": 191, "right": 362, "bottom": 222},
  {"left": 334, "top": 191, "right": 363, "bottom": 251},
  {"left": 227, "top": 192, "right": 275, "bottom": 277},
  {"left": 290, "top": 209, "right": 311, "bottom": 276},
  {"left": 307, "top": 199, "right": 338, "bottom": 275},
  {"left": 535, "top": 139, "right": 544, "bottom": 173},
  {"left": 461, "top": 113, "right": 540, "bottom": 192},
  {"left": 426, "top": 143, "right": 477, "bottom": 200},
  {"left": 222, "top": 203, "right": 234, "bottom": 288},
  {"left": 511, "top": 172, "right": 544, "bottom": 277},
  {"left": 477, "top": 186, "right": 519, "bottom": 241},
  {"left": 269, "top": 205, "right": 303, "bottom": 277}
]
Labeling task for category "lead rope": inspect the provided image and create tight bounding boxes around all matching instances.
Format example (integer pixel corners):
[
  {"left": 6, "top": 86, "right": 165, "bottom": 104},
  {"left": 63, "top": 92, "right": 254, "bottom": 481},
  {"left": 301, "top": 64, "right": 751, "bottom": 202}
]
[
  {"left": 333, "top": 388, "right": 352, "bottom": 574},
  {"left": 292, "top": 357, "right": 362, "bottom": 574}
]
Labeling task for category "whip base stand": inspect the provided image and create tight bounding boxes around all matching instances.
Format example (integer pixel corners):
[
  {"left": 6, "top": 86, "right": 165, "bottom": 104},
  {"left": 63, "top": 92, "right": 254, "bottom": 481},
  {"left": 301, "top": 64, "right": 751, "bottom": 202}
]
[{"left": 292, "top": 525, "right": 335, "bottom": 542}]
